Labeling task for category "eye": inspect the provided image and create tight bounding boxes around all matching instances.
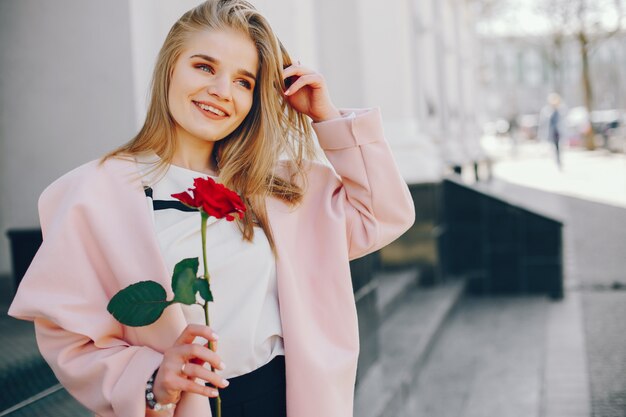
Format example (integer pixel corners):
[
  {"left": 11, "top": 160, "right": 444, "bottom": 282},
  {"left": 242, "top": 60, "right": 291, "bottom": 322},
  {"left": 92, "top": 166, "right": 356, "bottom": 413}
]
[
  {"left": 195, "top": 64, "right": 214, "bottom": 74},
  {"left": 236, "top": 79, "right": 252, "bottom": 89}
]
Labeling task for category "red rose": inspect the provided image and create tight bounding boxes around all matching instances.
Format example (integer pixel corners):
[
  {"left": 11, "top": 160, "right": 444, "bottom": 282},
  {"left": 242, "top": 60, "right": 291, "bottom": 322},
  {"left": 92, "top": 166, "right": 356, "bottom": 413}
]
[{"left": 172, "top": 177, "right": 246, "bottom": 221}]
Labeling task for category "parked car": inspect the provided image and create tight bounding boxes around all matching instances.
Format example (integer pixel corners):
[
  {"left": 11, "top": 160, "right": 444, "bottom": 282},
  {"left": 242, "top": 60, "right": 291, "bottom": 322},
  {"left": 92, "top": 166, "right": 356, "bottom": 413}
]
[
  {"left": 564, "top": 106, "right": 592, "bottom": 147},
  {"left": 517, "top": 114, "right": 539, "bottom": 140},
  {"left": 591, "top": 109, "right": 624, "bottom": 152}
]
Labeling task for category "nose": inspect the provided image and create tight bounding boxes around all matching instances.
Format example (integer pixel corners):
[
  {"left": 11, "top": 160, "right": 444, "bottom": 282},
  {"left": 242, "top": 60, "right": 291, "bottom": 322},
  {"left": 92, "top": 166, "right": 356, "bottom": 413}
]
[{"left": 207, "top": 74, "right": 231, "bottom": 101}]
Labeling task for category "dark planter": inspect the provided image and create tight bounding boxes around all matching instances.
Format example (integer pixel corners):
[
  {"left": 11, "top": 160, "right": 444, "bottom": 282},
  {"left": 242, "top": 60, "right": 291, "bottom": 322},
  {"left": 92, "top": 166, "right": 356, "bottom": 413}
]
[
  {"left": 6, "top": 228, "right": 42, "bottom": 294},
  {"left": 439, "top": 178, "right": 563, "bottom": 299}
]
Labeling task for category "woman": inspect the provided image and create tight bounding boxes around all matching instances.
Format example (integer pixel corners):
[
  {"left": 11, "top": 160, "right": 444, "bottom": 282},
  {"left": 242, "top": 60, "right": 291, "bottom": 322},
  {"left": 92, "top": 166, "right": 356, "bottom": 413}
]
[{"left": 8, "top": 1, "right": 415, "bottom": 416}]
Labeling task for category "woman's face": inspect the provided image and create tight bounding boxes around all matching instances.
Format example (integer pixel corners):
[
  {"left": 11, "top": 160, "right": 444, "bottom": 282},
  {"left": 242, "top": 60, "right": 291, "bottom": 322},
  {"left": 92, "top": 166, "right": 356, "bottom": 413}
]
[{"left": 168, "top": 28, "right": 259, "bottom": 147}]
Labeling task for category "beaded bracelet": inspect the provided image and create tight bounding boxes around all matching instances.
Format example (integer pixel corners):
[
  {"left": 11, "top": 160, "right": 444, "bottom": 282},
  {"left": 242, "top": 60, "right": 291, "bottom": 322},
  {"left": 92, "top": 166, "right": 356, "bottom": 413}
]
[{"left": 146, "top": 368, "right": 176, "bottom": 411}]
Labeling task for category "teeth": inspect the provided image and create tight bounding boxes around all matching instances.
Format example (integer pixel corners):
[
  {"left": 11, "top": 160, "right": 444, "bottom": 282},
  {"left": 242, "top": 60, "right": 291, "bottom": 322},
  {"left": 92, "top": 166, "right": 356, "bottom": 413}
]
[{"left": 196, "top": 102, "right": 226, "bottom": 116}]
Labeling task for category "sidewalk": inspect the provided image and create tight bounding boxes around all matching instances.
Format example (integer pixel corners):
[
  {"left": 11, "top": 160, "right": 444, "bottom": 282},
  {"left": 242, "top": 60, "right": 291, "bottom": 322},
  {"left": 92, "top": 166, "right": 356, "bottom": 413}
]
[
  {"left": 400, "top": 144, "right": 626, "bottom": 417},
  {"left": 481, "top": 136, "right": 626, "bottom": 209},
  {"left": 483, "top": 179, "right": 626, "bottom": 417},
  {"left": 400, "top": 295, "right": 551, "bottom": 417}
]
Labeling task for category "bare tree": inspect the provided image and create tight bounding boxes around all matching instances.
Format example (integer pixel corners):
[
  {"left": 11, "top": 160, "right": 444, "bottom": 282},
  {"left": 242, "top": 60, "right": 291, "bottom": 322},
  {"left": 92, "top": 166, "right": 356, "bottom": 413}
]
[
  {"left": 474, "top": 0, "right": 625, "bottom": 149},
  {"left": 537, "top": 0, "right": 624, "bottom": 149}
]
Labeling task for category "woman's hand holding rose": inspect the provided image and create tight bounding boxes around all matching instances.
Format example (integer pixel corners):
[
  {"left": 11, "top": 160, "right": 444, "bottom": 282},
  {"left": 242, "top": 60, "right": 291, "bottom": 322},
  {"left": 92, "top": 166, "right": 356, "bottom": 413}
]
[{"left": 152, "top": 324, "right": 228, "bottom": 406}]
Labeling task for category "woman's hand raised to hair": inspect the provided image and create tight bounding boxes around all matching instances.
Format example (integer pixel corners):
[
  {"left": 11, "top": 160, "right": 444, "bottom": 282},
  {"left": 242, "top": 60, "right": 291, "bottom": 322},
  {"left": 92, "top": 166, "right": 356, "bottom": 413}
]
[
  {"left": 151, "top": 324, "right": 229, "bottom": 406},
  {"left": 282, "top": 63, "right": 341, "bottom": 123}
]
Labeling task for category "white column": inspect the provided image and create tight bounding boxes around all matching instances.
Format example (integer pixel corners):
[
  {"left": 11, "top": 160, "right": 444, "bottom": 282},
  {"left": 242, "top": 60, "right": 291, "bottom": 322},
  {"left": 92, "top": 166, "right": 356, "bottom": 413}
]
[
  {"left": 357, "top": 0, "right": 440, "bottom": 183},
  {"left": 410, "top": 0, "right": 449, "bottom": 182},
  {"left": 458, "top": 2, "right": 485, "bottom": 163},
  {"left": 314, "top": 0, "right": 444, "bottom": 183},
  {"left": 439, "top": 0, "right": 466, "bottom": 167},
  {"left": 253, "top": 0, "right": 319, "bottom": 69},
  {"left": 312, "top": 0, "right": 365, "bottom": 107}
]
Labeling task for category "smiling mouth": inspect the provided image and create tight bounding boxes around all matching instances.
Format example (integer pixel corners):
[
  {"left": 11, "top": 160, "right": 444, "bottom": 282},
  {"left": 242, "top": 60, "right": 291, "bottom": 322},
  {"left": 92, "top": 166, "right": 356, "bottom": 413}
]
[{"left": 192, "top": 101, "right": 228, "bottom": 117}]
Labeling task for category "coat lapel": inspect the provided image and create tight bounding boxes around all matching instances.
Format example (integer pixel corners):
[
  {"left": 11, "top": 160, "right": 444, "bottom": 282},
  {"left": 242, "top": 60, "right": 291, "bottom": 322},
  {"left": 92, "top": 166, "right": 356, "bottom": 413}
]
[{"left": 112, "top": 157, "right": 190, "bottom": 351}]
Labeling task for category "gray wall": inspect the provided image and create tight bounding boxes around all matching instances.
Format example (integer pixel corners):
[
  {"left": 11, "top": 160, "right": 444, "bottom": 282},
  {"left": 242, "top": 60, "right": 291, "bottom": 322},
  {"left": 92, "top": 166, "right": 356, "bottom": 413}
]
[{"left": 0, "top": 1, "right": 137, "bottom": 276}]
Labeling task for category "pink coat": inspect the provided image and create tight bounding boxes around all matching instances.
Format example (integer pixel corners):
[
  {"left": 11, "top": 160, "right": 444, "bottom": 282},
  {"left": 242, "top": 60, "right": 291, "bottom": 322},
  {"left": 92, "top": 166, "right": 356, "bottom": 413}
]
[{"left": 9, "top": 108, "right": 415, "bottom": 417}]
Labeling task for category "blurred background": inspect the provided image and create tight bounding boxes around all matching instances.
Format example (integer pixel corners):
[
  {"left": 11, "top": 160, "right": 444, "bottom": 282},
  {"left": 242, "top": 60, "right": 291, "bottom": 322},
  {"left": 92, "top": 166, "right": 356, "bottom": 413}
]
[{"left": 1, "top": 0, "right": 625, "bottom": 416}]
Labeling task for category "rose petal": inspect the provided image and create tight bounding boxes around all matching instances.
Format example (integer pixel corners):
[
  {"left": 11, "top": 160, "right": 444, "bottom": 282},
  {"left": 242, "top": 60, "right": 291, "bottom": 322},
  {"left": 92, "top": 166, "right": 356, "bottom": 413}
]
[
  {"left": 171, "top": 191, "right": 199, "bottom": 208},
  {"left": 175, "top": 177, "right": 247, "bottom": 219}
]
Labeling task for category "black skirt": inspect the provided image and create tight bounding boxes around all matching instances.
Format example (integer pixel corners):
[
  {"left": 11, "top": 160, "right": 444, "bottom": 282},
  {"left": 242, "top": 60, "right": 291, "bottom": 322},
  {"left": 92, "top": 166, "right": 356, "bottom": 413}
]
[{"left": 208, "top": 354, "right": 286, "bottom": 417}]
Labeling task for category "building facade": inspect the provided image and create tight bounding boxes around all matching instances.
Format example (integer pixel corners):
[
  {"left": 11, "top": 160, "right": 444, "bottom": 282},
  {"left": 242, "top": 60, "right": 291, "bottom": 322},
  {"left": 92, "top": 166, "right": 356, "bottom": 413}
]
[
  {"left": 478, "top": 31, "right": 626, "bottom": 124},
  {"left": 0, "top": 0, "right": 481, "bottom": 278}
]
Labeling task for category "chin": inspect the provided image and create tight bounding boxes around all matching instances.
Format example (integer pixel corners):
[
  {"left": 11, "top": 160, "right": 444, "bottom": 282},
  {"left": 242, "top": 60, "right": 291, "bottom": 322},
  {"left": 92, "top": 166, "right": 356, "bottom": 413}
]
[{"left": 189, "top": 128, "right": 226, "bottom": 142}]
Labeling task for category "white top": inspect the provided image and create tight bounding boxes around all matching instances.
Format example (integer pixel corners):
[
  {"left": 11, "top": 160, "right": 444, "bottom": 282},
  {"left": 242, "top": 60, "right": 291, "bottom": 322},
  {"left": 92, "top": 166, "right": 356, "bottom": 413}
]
[{"left": 135, "top": 152, "right": 284, "bottom": 379}]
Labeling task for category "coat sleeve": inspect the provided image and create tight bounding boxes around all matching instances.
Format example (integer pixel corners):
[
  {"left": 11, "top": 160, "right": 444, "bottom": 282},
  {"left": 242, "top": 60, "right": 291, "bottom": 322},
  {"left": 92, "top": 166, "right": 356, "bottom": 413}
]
[
  {"left": 33, "top": 318, "right": 165, "bottom": 417},
  {"left": 311, "top": 107, "right": 415, "bottom": 260},
  {"left": 8, "top": 166, "right": 166, "bottom": 417}
]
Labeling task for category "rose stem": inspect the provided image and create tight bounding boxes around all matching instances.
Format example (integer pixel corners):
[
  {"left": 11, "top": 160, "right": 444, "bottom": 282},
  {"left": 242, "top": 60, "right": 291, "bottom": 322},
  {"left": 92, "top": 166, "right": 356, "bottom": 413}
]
[{"left": 201, "top": 211, "right": 221, "bottom": 417}]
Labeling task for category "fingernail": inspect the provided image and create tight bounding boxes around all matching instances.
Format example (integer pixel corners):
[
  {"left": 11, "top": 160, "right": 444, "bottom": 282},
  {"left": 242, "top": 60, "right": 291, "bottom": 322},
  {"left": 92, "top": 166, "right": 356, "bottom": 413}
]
[
  {"left": 222, "top": 379, "right": 229, "bottom": 387},
  {"left": 219, "top": 361, "right": 226, "bottom": 370},
  {"left": 284, "top": 89, "right": 290, "bottom": 95},
  {"left": 212, "top": 332, "right": 219, "bottom": 340},
  {"left": 211, "top": 389, "right": 219, "bottom": 397}
]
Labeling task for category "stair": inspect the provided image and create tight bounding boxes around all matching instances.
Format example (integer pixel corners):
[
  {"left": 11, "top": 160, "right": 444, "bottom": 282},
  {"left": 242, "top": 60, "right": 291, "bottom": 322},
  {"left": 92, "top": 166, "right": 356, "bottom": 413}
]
[
  {"left": 1, "top": 385, "right": 91, "bottom": 417},
  {"left": 375, "top": 267, "right": 421, "bottom": 318},
  {"left": 0, "top": 274, "right": 90, "bottom": 417},
  {"left": 354, "top": 279, "right": 466, "bottom": 417}
]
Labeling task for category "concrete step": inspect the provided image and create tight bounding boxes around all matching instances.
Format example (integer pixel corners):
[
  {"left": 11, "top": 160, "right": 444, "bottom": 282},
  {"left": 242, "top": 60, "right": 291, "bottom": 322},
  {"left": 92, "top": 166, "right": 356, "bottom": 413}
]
[
  {"left": 0, "top": 294, "right": 88, "bottom": 416},
  {"left": 354, "top": 279, "right": 466, "bottom": 417},
  {"left": 375, "top": 267, "right": 420, "bottom": 318},
  {"left": 0, "top": 274, "right": 13, "bottom": 315},
  {"left": 1, "top": 385, "right": 91, "bottom": 417},
  {"left": 397, "top": 291, "right": 592, "bottom": 417},
  {"left": 399, "top": 295, "right": 550, "bottom": 417},
  {"left": 0, "top": 316, "right": 59, "bottom": 413}
]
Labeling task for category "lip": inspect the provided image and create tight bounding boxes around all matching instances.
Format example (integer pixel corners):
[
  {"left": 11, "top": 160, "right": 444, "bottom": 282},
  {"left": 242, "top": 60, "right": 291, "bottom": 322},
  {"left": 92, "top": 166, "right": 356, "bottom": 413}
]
[{"left": 192, "top": 100, "right": 230, "bottom": 119}]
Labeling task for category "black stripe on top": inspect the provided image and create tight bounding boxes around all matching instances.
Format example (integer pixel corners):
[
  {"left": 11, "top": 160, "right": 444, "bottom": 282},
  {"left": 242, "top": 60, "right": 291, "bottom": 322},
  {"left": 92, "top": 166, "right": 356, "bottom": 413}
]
[{"left": 144, "top": 186, "right": 197, "bottom": 212}]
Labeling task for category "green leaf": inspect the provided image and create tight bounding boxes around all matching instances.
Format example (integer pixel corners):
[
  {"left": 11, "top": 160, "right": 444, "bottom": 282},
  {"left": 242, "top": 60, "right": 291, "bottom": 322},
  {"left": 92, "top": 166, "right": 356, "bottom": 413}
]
[
  {"left": 171, "top": 258, "right": 199, "bottom": 305},
  {"left": 107, "top": 281, "right": 171, "bottom": 327},
  {"left": 194, "top": 278, "right": 213, "bottom": 303},
  {"left": 172, "top": 258, "right": 199, "bottom": 282},
  {"left": 172, "top": 267, "right": 197, "bottom": 305}
]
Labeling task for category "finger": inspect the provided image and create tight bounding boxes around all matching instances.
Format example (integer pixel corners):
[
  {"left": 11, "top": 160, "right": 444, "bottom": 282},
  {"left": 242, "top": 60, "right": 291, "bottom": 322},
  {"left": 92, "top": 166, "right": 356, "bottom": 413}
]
[
  {"left": 185, "top": 344, "right": 219, "bottom": 368},
  {"left": 284, "top": 74, "right": 299, "bottom": 90},
  {"left": 282, "top": 64, "right": 316, "bottom": 79},
  {"left": 173, "top": 324, "right": 219, "bottom": 346},
  {"left": 284, "top": 74, "right": 324, "bottom": 95},
  {"left": 184, "top": 363, "right": 230, "bottom": 389},
  {"left": 282, "top": 64, "right": 315, "bottom": 90},
  {"left": 158, "top": 355, "right": 190, "bottom": 383},
  {"left": 180, "top": 343, "right": 225, "bottom": 371},
  {"left": 179, "top": 376, "right": 220, "bottom": 398},
  {"left": 209, "top": 340, "right": 218, "bottom": 352}
]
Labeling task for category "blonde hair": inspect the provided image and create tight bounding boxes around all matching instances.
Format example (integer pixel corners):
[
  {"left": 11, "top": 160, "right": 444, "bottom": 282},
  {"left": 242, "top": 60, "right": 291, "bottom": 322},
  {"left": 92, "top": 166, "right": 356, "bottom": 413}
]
[{"left": 101, "top": 0, "right": 319, "bottom": 256}]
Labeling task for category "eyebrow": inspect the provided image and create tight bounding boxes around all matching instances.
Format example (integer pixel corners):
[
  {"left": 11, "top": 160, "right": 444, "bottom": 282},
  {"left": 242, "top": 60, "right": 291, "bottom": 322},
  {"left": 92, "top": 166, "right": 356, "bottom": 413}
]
[{"left": 190, "top": 54, "right": 257, "bottom": 81}]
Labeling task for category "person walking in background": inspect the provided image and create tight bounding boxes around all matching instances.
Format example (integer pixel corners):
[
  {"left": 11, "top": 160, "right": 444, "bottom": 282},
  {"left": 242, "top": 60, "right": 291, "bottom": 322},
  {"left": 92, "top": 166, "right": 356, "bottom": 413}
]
[
  {"left": 7, "top": 1, "right": 415, "bottom": 416},
  {"left": 507, "top": 112, "right": 519, "bottom": 158},
  {"left": 539, "top": 93, "right": 565, "bottom": 170}
]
